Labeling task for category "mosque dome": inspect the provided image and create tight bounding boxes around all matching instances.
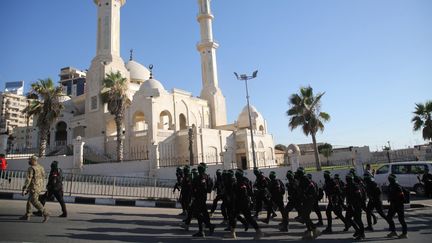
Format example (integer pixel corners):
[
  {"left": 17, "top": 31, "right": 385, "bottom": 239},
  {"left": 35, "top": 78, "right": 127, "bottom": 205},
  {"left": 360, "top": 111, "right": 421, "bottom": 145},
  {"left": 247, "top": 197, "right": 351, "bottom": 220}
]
[
  {"left": 237, "top": 105, "right": 265, "bottom": 130},
  {"left": 138, "top": 78, "right": 167, "bottom": 97},
  {"left": 125, "top": 60, "right": 150, "bottom": 83}
]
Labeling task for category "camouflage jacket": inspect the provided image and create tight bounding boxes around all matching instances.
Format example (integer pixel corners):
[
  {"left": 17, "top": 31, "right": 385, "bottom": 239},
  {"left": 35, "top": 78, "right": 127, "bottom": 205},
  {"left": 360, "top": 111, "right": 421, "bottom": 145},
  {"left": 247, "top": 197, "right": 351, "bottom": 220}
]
[{"left": 22, "top": 164, "right": 45, "bottom": 193}]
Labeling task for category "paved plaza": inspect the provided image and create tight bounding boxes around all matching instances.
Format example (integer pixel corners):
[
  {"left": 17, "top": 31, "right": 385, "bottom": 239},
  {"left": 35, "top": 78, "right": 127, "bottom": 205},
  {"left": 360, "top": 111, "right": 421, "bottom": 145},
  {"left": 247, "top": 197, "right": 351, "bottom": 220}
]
[{"left": 0, "top": 199, "right": 432, "bottom": 242}]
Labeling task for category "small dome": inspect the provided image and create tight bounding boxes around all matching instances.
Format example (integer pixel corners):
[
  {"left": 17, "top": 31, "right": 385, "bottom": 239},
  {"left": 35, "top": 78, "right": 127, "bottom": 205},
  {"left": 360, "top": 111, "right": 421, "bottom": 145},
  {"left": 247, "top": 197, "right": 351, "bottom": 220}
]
[
  {"left": 125, "top": 60, "right": 150, "bottom": 83},
  {"left": 237, "top": 105, "right": 265, "bottom": 129},
  {"left": 138, "top": 78, "right": 167, "bottom": 97}
]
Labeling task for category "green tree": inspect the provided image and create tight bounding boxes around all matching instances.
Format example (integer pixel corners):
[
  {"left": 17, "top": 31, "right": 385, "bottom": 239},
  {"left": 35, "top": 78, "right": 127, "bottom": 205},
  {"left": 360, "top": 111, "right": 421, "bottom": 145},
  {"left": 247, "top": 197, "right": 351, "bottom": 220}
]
[
  {"left": 412, "top": 100, "right": 432, "bottom": 142},
  {"left": 318, "top": 143, "right": 333, "bottom": 166},
  {"left": 287, "top": 86, "right": 330, "bottom": 171},
  {"left": 275, "top": 144, "right": 287, "bottom": 152},
  {"left": 101, "top": 71, "right": 130, "bottom": 161},
  {"left": 25, "top": 78, "right": 64, "bottom": 157}
]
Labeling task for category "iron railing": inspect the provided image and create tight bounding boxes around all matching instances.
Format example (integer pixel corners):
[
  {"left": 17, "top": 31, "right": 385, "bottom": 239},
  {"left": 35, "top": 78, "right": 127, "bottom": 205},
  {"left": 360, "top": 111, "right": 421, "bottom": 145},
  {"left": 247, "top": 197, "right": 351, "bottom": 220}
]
[
  {"left": 0, "top": 170, "right": 327, "bottom": 204},
  {"left": 0, "top": 170, "right": 184, "bottom": 201}
]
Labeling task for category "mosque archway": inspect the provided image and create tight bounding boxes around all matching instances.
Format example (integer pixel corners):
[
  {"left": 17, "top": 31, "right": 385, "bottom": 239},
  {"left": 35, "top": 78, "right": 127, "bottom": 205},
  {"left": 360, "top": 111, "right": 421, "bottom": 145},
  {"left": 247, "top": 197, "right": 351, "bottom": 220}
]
[
  {"left": 55, "top": 121, "right": 67, "bottom": 146},
  {"left": 179, "top": 113, "right": 187, "bottom": 130},
  {"left": 133, "top": 111, "right": 147, "bottom": 131},
  {"left": 159, "top": 110, "right": 173, "bottom": 130}
]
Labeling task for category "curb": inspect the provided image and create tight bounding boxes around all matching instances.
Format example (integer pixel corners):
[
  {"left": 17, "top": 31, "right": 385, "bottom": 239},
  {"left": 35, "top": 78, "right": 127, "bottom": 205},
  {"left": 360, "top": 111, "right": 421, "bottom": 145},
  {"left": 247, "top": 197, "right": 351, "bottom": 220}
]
[
  {"left": 0, "top": 192, "right": 180, "bottom": 208},
  {"left": 0, "top": 191, "right": 429, "bottom": 210}
]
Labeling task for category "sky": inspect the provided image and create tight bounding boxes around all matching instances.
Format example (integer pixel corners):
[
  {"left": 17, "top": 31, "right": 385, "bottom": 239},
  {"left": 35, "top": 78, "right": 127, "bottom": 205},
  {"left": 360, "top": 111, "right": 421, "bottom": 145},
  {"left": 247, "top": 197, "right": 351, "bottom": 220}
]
[{"left": 0, "top": 0, "right": 431, "bottom": 151}]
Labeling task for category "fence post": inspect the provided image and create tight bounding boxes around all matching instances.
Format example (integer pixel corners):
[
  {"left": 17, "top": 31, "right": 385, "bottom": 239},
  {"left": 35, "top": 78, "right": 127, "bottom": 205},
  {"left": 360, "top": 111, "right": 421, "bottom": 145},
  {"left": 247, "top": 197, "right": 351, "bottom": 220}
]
[
  {"left": 111, "top": 177, "right": 116, "bottom": 198},
  {"left": 69, "top": 173, "right": 74, "bottom": 196}
]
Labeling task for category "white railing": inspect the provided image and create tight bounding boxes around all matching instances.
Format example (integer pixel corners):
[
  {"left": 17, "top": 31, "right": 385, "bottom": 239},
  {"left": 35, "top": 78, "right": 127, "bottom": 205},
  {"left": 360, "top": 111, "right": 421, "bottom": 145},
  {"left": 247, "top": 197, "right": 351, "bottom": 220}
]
[{"left": 0, "top": 170, "right": 182, "bottom": 200}]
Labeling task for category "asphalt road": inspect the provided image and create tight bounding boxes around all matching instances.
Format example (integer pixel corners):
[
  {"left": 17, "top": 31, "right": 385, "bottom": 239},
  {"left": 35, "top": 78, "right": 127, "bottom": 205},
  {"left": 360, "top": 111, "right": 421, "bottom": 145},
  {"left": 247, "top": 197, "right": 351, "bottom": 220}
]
[{"left": 0, "top": 199, "right": 431, "bottom": 242}]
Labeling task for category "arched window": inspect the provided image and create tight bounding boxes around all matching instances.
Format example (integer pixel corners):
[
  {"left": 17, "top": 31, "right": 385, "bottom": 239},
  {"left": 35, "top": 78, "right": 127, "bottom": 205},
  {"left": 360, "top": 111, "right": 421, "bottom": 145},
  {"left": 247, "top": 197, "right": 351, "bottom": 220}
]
[
  {"left": 159, "top": 110, "right": 173, "bottom": 130},
  {"left": 55, "top": 121, "right": 67, "bottom": 146},
  {"left": 259, "top": 125, "right": 265, "bottom": 133},
  {"left": 133, "top": 111, "right": 147, "bottom": 131},
  {"left": 179, "top": 113, "right": 187, "bottom": 130}
]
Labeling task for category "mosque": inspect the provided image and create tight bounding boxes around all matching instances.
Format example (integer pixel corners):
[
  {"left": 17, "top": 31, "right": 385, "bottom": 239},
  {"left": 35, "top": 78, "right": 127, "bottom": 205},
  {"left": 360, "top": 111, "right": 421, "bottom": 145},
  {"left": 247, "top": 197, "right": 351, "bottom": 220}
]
[{"left": 44, "top": 0, "right": 276, "bottom": 171}]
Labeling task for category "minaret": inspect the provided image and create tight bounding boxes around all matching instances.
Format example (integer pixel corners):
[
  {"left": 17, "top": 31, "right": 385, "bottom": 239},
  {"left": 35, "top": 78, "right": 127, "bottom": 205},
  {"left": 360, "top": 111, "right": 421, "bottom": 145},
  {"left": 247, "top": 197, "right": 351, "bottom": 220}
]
[
  {"left": 84, "top": 0, "right": 129, "bottom": 151},
  {"left": 94, "top": 0, "right": 125, "bottom": 58},
  {"left": 197, "top": 0, "right": 227, "bottom": 127}
]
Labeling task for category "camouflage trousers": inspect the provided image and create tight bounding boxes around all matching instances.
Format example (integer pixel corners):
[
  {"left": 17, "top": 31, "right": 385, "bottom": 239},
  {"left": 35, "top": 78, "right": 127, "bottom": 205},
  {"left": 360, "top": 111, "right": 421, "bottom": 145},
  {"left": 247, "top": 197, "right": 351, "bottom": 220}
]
[{"left": 26, "top": 190, "right": 48, "bottom": 216}]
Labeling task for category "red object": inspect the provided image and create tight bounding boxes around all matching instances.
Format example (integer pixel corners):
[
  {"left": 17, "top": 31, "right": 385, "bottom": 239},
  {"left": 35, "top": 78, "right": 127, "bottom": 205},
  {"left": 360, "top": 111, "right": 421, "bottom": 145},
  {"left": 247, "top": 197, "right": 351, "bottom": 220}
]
[{"left": 0, "top": 157, "right": 7, "bottom": 171}]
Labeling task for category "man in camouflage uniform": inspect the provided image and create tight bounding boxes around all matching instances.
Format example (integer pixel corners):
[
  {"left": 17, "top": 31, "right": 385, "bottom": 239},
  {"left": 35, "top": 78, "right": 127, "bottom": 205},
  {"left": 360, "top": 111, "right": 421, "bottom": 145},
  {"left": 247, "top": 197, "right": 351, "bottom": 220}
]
[{"left": 19, "top": 155, "right": 49, "bottom": 222}]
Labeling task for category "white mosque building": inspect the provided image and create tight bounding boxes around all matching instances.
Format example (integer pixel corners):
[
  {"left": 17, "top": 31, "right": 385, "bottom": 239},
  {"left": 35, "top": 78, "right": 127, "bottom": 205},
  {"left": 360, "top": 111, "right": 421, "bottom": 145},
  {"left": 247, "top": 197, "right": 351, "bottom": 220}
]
[{"left": 29, "top": 0, "right": 277, "bottom": 171}]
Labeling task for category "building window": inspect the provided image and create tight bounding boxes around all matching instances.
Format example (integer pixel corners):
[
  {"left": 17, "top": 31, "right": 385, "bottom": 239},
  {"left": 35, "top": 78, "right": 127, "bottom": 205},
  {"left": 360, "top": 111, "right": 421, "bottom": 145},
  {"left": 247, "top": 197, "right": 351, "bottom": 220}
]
[{"left": 90, "top": 96, "right": 98, "bottom": 111}]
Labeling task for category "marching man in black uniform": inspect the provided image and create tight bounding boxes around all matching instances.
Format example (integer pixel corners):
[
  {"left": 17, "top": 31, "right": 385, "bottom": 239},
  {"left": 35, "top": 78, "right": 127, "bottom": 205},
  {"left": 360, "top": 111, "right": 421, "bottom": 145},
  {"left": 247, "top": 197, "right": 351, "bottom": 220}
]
[
  {"left": 322, "top": 170, "right": 347, "bottom": 234},
  {"left": 267, "top": 171, "right": 288, "bottom": 231},
  {"left": 227, "top": 169, "right": 263, "bottom": 240},
  {"left": 190, "top": 163, "right": 215, "bottom": 237},
  {"left": 345, "top": 173, "right": 365, "bottom": 240},
  {"left": 363, "top": 173, "right": 388, "bottom": 231},
  {"left": 386, "top": 174, "right": 408, "bottom": 239},
  {"left": 296, "top": 167, "right": 320, "bottom": 240},
  {"left": 422, "top": 167, "right": 432, "bottom": 198},
  {"left": 253, "top": 169, "right": 273, "bottom": 220}
]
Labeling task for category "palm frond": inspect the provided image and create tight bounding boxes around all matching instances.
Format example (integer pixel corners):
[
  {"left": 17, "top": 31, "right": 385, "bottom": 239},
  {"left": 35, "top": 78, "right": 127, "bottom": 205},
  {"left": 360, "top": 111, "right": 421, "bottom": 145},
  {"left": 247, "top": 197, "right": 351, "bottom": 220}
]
[{"left": 319, "top": 112, "right": 331, "bottom": 121}]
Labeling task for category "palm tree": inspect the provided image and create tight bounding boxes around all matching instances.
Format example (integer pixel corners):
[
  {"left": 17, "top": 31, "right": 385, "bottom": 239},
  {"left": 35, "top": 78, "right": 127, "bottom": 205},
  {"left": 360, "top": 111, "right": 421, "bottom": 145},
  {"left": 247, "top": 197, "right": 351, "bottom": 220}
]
[
  {"left": 412, "top": 100, "right": 432, "bottom": 142},
  {"left": 101, "top": 71, "right": 130, "bottom": 161},
  {"left": 318, "top": 143, "right": 333, "bottom": 166},
  {"left": 287, "top": 86, "right": 330, "bottom": 171},
  {"left": 25, "top": 78, "right": 64, "bottom": 157}
]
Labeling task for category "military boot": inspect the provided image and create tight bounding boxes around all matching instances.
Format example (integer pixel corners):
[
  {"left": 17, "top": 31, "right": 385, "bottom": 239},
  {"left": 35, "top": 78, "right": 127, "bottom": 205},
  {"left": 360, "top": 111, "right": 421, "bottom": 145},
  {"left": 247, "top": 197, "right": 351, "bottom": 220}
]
[
  {"left": 254, "top": 229, "right": 264, "bottom": 240},
  {"left": 302, "top": 230, "right": 313, "bottom": 240},
  {"left": 225, "top": 229, "right": 236, "bottom": 239},
  {"left": 19, "top": 215, "right": 30, "bottom": 221},
  {"left": 42, "top": 212, "right": 50, "bottom": 223}
]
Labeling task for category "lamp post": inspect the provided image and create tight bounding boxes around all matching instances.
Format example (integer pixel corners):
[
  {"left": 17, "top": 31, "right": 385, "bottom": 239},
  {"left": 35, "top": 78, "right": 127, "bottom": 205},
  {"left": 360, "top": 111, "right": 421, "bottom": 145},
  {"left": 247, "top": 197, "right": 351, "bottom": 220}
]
[
  {"left": 234, "top": 70, "right": 258, "bottom": 169},
  {"left": 188, "top": 127, "right": 194, "bottom": 166}
]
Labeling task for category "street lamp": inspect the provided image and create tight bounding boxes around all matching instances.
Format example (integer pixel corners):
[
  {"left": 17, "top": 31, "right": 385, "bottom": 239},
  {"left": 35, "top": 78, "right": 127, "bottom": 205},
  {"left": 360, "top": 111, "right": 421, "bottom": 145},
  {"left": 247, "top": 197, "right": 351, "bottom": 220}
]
[
  {"left": 234, "top": 70, "right": 258, "bottom": 169},
  {"left": 188, "top": 127, "right": 194, "bottom": 166}
]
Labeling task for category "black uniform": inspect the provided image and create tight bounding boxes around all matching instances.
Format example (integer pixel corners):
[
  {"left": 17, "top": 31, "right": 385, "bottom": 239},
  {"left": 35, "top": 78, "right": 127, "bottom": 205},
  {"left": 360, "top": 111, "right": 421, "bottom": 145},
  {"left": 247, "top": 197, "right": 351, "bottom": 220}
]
[
  {"left": 284, "top": 177, "right": 300, "bottom": 225},
  {"left": 387, "top": 180, "right": 407, "bottom": 235},
  {"left": 223, "top": 172, "right": 248, "bottom": 231},
  {"left": 173, "top": 169, "right": 183, "bottom": 193},
  {"left": 180, "top": 173, "right": 192, "bottom": 215},
  {"left": 230, "top": 175, "right": 260, "bottom": 232},
  {"left": 311, "top": 179, "right": 323, "bottom": 225},
  {"left": 422, "top": 171, "right": 432, "bottom": 198},
  {"left": 189, "top": 172, "right": 214, "bottom": 236},
  {"left": 345, "top": 176, "right": 365, "bottom": 239},
  {"left": 40, "top": 166, "right": 67, "bottom": 217},
  {"left": 355, "top": 175, "right": 376, "bottom": 224},
  {"left": 323, "top": 176, "right": 347, "bottom": 232},
  {"left": 267, "top": 177, "right": 288, "bottom": 229},
  {"left": 298, "top": 175, "right": 317, "bottom": 232},
  {"left": 364, "top": 178, "right": 388, "bottom": 229},
  {"left": 210, "top": 172, "right": 227, "bottom": 220},
  {"left": 253, "top": 173, "right": 273, "bottom": 219}
]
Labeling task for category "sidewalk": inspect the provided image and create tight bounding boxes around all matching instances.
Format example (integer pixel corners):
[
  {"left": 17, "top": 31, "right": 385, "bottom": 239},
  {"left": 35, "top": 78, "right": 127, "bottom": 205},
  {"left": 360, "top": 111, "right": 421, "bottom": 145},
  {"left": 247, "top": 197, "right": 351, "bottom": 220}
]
[{"left": 1, "top": 190, "right": 432, "bottom": 210}]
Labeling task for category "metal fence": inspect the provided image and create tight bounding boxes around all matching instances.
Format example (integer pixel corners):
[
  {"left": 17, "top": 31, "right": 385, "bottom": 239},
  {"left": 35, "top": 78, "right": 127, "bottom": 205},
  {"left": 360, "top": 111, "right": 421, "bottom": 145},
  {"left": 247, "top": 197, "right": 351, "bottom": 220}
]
[
  {"left": 0, "top": 170, "right": 183, "bottom": 201},
  {"left": 0, "top": 170, "right": 327, "bottom": 204}
]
